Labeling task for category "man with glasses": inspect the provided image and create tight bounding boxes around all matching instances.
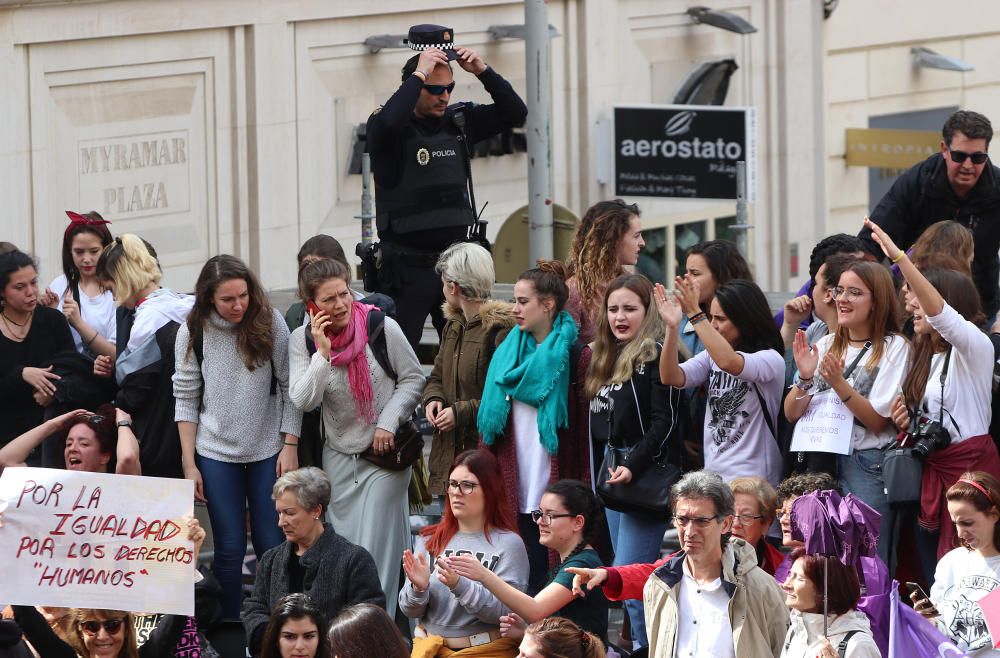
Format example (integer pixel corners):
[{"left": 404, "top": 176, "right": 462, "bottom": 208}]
[
  {"left": 568, "top": 471, "right": 788, "bottom": 657},
  {"left": 859, "top": 110, "right": 1000, "bottom": 318},
  {"left": 365, "top": 24, "right": 527, "bottom": 348}
]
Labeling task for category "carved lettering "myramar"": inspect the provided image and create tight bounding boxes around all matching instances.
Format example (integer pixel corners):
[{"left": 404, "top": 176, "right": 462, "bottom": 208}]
[{"left": 79, "top": 138, "right": 187, "bottom": 174}]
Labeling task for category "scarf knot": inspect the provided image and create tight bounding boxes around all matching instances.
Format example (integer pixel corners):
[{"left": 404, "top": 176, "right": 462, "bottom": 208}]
[{"left": 477, "top": 311, "right": 579, "bottom": 454}]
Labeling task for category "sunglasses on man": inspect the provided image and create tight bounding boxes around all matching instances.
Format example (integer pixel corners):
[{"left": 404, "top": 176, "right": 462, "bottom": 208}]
[
  {"left": 948, "top": 148, "right": 989, "bottom": 165},
  {"left": 423, "top": 82, "right": 456, "bottom": 96}
]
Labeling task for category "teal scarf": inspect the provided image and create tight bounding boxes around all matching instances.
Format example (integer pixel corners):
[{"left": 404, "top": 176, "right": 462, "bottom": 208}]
[{"left": 477, "top": 310, "right": 579, "bottom": 454}]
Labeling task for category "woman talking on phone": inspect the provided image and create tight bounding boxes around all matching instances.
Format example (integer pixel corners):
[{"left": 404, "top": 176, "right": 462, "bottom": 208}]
[{"left": 288, "top": 258, "right": 424, "bottom": 618}]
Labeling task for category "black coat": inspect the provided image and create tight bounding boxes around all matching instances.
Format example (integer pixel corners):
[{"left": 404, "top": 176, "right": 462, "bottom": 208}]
[
  {"left": 241, "top": 525, "right": 385, "bottom": 657},
  {"left": 859, "top": 153, "right": 1000, "bottom": 317}
]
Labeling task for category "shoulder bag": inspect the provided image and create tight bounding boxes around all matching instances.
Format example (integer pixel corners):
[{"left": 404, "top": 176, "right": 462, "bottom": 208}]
[{"left": 596, "top": 376, "right": 681, "bottom": 522}]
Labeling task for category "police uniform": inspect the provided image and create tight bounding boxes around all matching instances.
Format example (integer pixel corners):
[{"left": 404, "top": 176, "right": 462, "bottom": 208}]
[{"left": 366, "top": 25, "right": 527, "bottom": 348}]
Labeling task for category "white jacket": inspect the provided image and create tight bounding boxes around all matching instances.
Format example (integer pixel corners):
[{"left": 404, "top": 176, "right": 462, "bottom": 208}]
[{"left": 780, "top": 609, "right": 881, "bottom": 658}]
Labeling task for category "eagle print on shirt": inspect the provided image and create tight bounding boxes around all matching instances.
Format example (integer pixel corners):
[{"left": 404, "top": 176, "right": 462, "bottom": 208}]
[{"left": 706, "top": 370, "right": 750, "bottom": 454}]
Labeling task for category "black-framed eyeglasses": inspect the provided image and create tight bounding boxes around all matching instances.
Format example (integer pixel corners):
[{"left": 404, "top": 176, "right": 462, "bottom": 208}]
[
  {"left": 530, "top": 509, "right": 574, "bottom": 525},
  {"left": 831, "top": 286, "right": 868, "bottom": 302},
  {"left": 949, "top": 148, "right": 989, "bottom": 165},
  {"left": 673, "top": 515, "right": 721, "bottom": 528},
  {"left": 732, "top": 514, "right": 764, "bottom": 525},
  {"left": 447, "top": 480, "right": 478, "bottom": 495},
  {"left": 423, "top": 82, "right": 456, "bottom": 96},
  {"left": 79, "top": 619, "right": 125, "bottom": 636}
]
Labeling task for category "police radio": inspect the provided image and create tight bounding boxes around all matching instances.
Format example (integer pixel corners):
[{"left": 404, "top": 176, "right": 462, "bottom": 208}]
[{"left": 450, "top": 104, "right": 490, "bottom": 250}]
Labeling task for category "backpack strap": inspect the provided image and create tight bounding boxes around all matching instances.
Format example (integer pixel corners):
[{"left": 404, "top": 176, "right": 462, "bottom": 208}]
[
  {"left": 838, "top": 630, "right": 860, "bottom": 657},
  {"left": 752, "top": 382, "right": 776, "bottom": 441}
]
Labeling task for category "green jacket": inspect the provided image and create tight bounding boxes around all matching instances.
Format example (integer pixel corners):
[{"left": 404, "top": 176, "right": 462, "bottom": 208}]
[{"left": 422, "top": 300, "right": 515, "bottom": 494}]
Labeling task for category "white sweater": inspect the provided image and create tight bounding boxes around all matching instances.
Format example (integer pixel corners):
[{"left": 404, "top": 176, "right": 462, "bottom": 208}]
[
  {"left": 173, "top": 309, "right": 301, "bottom": 463},
  {"left": 931, "top": 546, "right": 1000, "bottom": 656},
  {"left": 287, "top": 316, "right": 424, "bottom": 454}
]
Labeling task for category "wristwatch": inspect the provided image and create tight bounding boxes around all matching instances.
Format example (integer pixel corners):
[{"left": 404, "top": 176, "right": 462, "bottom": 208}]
[{"left": 116, "top": 420, "right": 132, "bottom": 428}]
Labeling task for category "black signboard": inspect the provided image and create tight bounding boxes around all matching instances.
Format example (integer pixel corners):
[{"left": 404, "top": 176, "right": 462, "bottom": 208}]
[{"left": 614, "top": 105, "right": 756, "bottom": 200}]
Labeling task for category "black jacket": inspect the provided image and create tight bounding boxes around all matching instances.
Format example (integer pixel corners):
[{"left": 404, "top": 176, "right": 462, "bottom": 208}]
[
  {"left": 241, "top": 525, "right": 385, "bottom": 656},
  {"left": 589, "top": 346, "right": 684, "bottom": 478},
  {"left": 859, "top": 153, "right": 1000, "bottom": 317}
]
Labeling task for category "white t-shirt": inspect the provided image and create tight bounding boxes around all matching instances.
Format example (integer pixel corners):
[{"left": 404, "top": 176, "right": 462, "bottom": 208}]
[
  {"left": 679, "top": 348, "right": 784, "bottom": 486},
  {"left": 931, "top": 547, "right": 1000, "bottom": 656},
  {"left": 48, "top": 274, "right": 117, "bottom": 353},
  {"left": 922, "top": 303, "right": 994, "bottom": 442},
  {"left": 511, "top": 400, "right": 550, "bottom": 514},
  {"left": 675, "top": 559, "right": 736, "bottom": 658},
  {"left": 809, "top": 334, "right": 910, "bottom": 451}
]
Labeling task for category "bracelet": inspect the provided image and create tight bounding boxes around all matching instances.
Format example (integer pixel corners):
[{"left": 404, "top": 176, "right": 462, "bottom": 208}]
[
  {"left": 84, "top": 331, "right": 98, "bottom": 347},
  {"left": 690, "top": 314, "right": 708, "bottom": 326},
  {"left": 283, "top": 441, "right": 298, "bottom": 447},
  {"left": 687, "top": 311, "right": 706, "bottom": 323},
  {"left": 891, "top": 251, "right": 906, "bottom": 264},
  {"left": 796, "top": 378, "right": 815, "bottom": 393},
  {"left": 841, "top": 394, "right": 853, "bottom": 403}
]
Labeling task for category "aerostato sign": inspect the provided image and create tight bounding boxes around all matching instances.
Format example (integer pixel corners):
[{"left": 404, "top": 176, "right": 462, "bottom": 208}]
[{"left": 614, "top": 105, "right": 757, "bottom": 201}]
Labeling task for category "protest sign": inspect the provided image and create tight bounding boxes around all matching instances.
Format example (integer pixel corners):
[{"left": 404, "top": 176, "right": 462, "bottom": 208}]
[
  {"left": 789, "top": 389, "right": 854, "bottom": 455},
  {"left": 0, "top": 467, "right": 195, "bottom": 615}
]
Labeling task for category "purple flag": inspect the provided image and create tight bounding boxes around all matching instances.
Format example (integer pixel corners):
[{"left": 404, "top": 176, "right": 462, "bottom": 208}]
[{"left": 889, "top": 583, "right": 970, "bottom": 657}]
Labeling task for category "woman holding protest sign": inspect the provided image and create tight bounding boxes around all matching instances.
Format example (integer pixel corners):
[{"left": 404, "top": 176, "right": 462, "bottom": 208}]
[{"left": 784, "top": 255, "right": 908, "bottom": 568}]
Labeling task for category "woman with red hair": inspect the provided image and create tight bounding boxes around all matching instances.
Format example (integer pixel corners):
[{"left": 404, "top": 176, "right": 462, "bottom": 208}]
[{"left": 400, "top": 449, "right": 528, "bottom": 657}]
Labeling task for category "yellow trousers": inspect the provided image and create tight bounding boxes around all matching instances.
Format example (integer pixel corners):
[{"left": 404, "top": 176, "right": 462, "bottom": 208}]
[{"left": 410, "top": 634, "right": 519, "bottom": 658}]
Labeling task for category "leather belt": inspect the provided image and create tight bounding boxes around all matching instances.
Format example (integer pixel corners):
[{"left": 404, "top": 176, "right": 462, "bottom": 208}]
[{"left": 442, "top": 630, "right": 503, "bottom": 649}]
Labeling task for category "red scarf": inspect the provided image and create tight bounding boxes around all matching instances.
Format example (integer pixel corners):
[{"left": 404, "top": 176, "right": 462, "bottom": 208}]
[
  {"left": 920, "top": 434, "right": 1000, "bottom": 558},
  {"left": 328, "top": 302, "right": 378, "bottom": 423}
]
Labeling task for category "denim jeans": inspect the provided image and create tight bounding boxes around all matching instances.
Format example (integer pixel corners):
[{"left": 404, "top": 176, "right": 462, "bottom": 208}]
[
  {"left": 839, "top": 448, "right": 895, "bottom": 570},
  {"left": 606, "top": 507, "right": 670, "bottom": 649},
  {"left": 197, "top": 452, "right": 285, "bottom": 619}
]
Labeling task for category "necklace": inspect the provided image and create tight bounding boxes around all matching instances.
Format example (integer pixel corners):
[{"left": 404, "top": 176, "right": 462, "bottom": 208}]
[
  {"left": 847, "top": 336, "right": 871, "bottom": 343},
  {"left": 1, "top": 311, "right": 31, "bottom": 340},
  {"left": 2, "top": 309, "right": 31, "bottom": 327}
]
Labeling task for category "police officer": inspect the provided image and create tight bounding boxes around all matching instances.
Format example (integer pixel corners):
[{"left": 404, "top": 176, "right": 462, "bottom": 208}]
[{"left": 366, "top": 24, "right": 527, "bottom": 348}]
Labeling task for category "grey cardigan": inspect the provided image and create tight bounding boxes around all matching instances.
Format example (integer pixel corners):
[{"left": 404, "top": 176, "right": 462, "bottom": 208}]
[{"left": 241, "top": 525, "right": 385, "bottom": 655}]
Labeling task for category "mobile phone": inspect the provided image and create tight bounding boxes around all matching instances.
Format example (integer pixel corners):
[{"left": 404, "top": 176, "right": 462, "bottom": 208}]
[
  {"left": 906, "top": 581, "right": 930, "bottom": 601},
  {"left": 306, "top": 300, "right": 321, "bottom": 317}
]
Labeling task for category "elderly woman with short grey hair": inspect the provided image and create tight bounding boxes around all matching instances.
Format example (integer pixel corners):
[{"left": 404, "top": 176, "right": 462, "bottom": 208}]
[
  {"left": 422, "top": 242, "right": 515, "bottom": 494},
  {"left": 240, "top": 467, "right": 385, "bottom": 657}
]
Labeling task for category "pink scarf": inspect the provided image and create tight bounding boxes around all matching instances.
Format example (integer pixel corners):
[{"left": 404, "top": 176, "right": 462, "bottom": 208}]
[{"left": 329, "top": 302, "right": 378, "bottom": 423}]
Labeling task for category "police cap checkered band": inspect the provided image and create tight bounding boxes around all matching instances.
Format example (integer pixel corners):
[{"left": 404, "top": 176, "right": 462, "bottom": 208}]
[{"left": 404, "top": 24, "right": 458, "bottom": 60}]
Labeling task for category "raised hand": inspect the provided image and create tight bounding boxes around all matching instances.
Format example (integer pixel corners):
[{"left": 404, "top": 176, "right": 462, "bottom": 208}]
[
  {"left": 446, "top": 554, "right": 490, "bottom": 582},
  {"left": 403, "top": 549, "right": 431, "bottom": 592},
  {"left": 673, "top": 275, "right": 702, "bottom": 316},
  {"left": 309, "top": 309, "right": 332, "bottom": 360},
  {"left": 783, "top": 295, "right": 813, "bottom": 329},
  {"left": 653, "top": 283, "right": 682, "bottom": 329},
  {"left": 792, "top": 330, "right": 819, "bottom": 380},
  {"left": 818, "top": 351, "right": 847, "bottom": 388},
  {"left": 454, "top": 47, "right": 487, "bottom": 75},
  {"left": 864, "top": 217, "right": 903, "bottom": 262},
  {"left": 416, "top": 48, "right": 450, "bottom": 77}
]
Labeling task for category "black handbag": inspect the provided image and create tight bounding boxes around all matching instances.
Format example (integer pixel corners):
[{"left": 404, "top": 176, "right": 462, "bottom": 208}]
[
  {"left": 883, "top": 348, "right": 952, "bottom": 506},
  {"left": 596, "top": 377, "right": 680, "bottom": 522},
  {"left": 361, "top": 419, "right": 424, "bottom": 471}
]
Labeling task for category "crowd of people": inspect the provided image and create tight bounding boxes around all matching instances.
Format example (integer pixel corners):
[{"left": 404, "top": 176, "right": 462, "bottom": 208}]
[{"left": 5, "top": 27, "right": 1000, "bottom": 658}]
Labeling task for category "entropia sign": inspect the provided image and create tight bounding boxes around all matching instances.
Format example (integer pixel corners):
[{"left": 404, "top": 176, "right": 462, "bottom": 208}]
[{"left": 613, "top": 105, "right": 757, "bottom": 200}]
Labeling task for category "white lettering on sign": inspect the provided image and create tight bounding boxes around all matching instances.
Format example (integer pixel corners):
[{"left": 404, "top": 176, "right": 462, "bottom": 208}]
[{"left": 619, "top": 137, "right": 743, "bottom": 160}]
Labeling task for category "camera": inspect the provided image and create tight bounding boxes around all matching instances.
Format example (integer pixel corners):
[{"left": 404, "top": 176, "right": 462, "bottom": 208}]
[{"left": 908, "top": 416, "right": 951, "bottom": 460}]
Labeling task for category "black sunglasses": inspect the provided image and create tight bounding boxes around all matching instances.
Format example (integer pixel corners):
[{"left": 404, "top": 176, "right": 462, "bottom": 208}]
[
  {"left": 86, "top": 414, "right": 104, "bottom": 426},
  {"left": 79, "top": 619, "right": 125, "bottom": 636},
  {"left": 423, "top": 82, "right": 456, "bottom": 96},
  {"left": 949, "top": 148, "right": 989, "bottom": 165}
]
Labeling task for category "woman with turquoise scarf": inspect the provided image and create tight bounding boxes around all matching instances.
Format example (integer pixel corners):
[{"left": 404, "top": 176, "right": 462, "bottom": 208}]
[{"left": 478, "top": 260, "right": 592, "bottom": 595}]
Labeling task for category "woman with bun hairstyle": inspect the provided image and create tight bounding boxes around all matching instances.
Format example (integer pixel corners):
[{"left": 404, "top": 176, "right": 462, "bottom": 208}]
[
  {"left": 868, "top": 218, "right": 1000, "bottom": 581},
  {"left": 564, "top": 199, "right": 646, "bottom": 343},
  {"left": 657, "top": 277, "right": 785, "bottom": 486},
  {"left": 516, "top": 617, "right": 603, "bottom": 658},
  {"left": 784, "top": 257, "right": 909, "bottom": 568},
  {"left": 326, "top": 604, "right": 407, "bottom": 658},
  {"left": 45, "top": 211, "right": 116, "bottom": 358},
  {"left": 94, "top": 235, "right": 193, "bottom": 478},
  {"left": 0, "top": 250, "right": 74, "bottom": 453},
  {"left": 584, "top": 273, "right": 681, "bottom": 649},
  {"left": 173, "top": 254, "right": 301, "bottom": 619},
  {"left": 478, "top": 260, "right": 591, "bottom": 594}
]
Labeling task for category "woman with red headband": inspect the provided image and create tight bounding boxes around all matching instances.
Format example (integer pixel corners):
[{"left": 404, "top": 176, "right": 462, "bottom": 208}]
[
  {"left": 43, "top": 211, "right": 116, "bottom": 358},
  {"left": 912, "top": 472, "right": 1000, "bottom": 656}
]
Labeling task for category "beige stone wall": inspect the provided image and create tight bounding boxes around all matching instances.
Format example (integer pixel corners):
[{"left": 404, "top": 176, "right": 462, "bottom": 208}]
[
  {"left": 823, "top": 1, "right": 1000, "bottom": 239},
  {"left": 0, "top": 0, "right": 829, "bottom": 293}
]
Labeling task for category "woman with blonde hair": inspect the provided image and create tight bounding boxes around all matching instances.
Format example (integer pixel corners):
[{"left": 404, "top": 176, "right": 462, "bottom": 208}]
[
  {"left": 94, "top": 235, "right": 193, "bottom": 478},
  {"left": 565, "top": 200, "right": 646, "bottom": 343},
  {"left": 423, "top": 241, "right": 515, "bottom": 495},
  {"left": 583, "top": 273, "right": 681, "bottom": 650}
]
